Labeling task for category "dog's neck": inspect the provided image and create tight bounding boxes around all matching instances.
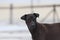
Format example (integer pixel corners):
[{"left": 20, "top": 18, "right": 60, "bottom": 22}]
[
  {"left": 25, "top": 20, "right": 37, "bottom": 33},
  {"left": 26, "top": 21, "right": 40, "bottom": 40},
  {"left": 26, "top": 21, "right": 40, "bottom": 39}
]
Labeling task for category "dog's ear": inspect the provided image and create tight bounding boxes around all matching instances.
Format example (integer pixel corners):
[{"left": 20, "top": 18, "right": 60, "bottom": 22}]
[
  {"left": 33, "top": 13, "right": 39, "bottom": 17},
  {"left": 21, "top": 15, "right": 27, "bottom": 20}
]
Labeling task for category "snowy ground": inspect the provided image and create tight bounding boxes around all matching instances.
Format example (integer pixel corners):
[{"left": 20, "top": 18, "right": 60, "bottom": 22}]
[{"left": 0, "top": 25, "right": 32, "bottom": 40}]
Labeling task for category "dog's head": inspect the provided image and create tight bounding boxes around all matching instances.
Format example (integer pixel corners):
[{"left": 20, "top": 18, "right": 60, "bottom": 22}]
[
  {"left": 21, "top": 13, "right": 39, "bottom": 31},
  {"left": 21, "top": 13, "right": 39, "bottom": 21}
]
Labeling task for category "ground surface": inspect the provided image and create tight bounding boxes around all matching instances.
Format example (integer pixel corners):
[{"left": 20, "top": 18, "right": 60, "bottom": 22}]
[{"left": 0, "top": 25, "right": 32, "bottom": 40}]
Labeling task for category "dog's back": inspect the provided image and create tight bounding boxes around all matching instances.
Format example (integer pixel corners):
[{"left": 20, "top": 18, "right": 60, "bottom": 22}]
[{"left": 42, "top": 23, "right": 60, "bottom": 40}]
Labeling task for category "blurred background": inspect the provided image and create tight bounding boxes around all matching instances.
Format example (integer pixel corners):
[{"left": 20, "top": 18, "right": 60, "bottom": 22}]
[{"left": 0, "top": 0, "right": 60, "bottom": 40}]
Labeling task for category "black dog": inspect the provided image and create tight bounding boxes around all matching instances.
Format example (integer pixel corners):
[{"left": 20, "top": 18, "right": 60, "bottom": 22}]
[{"left": 21, "top": 13, "right": 60, "bottom": 40}]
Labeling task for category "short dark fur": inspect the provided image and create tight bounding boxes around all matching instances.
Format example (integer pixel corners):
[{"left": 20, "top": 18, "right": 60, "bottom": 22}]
[{"left": 21, "top": 13, "right": 60, "bottom": 40}]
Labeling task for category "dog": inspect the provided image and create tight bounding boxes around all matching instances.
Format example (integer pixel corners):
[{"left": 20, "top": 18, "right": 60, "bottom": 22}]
[{"left": 21, "top": 13, "right": 60, "bottom": 40}]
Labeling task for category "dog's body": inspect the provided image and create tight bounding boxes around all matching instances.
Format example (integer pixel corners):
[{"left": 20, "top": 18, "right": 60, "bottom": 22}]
[{"left": 21, "top": 13, "right": 60, "bottom": 40}]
